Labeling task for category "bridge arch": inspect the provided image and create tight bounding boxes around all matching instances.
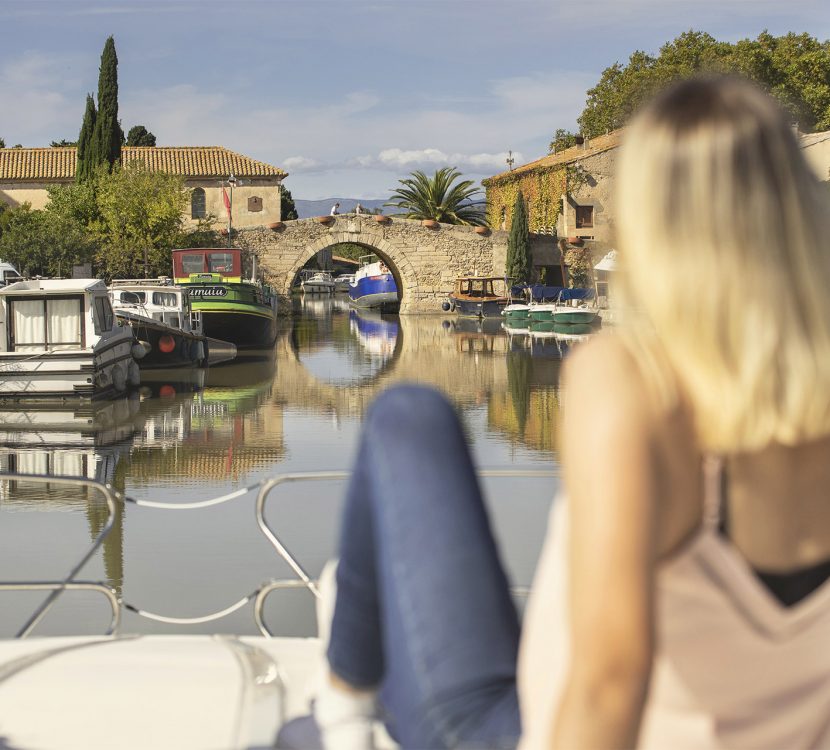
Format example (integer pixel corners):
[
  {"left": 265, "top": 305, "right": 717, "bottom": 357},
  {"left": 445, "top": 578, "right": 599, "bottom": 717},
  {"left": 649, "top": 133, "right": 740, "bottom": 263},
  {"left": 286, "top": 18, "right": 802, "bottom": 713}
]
[
  {"left": 284, "top": 229, "right": 415, "bottom": 309},
  {"left": 232, "top": 216, "right": 511, "bottom": 313}
]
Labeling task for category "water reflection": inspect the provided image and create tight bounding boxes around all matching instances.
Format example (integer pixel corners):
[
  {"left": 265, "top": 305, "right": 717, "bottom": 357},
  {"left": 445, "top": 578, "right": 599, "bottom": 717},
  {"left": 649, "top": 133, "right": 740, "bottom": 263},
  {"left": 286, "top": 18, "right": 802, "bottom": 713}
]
[{"left": 0, "top": 295, "right": 599, "bottom": 635}]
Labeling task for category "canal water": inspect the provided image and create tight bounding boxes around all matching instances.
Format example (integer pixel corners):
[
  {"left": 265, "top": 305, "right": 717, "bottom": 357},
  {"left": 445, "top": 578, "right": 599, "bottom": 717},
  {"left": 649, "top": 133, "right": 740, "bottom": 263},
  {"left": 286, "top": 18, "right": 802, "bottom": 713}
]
[{"left": 0, "top": 296, "right": 579, "bottom": 638}]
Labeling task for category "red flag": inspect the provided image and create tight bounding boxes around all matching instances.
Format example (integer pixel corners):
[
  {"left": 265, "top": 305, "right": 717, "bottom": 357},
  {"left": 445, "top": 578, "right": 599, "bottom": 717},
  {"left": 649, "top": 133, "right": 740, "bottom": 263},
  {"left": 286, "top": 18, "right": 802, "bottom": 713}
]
[{"left": 222, "top": 186, "right": 231, "bottom": 218}]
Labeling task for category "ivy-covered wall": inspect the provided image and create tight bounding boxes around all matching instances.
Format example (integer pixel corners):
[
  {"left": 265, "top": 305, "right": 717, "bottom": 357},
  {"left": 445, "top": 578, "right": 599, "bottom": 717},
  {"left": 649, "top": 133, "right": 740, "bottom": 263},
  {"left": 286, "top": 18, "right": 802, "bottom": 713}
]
[{"left": 484, "top": 166, "right": 567, "bottom": 234}]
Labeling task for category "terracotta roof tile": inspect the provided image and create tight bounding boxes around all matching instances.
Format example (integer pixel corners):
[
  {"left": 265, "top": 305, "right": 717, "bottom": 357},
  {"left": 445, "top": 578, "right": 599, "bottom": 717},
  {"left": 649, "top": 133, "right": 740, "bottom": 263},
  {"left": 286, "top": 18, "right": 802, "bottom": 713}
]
[
  {"left": 0, "top": 146, "right": 287, "bottom": 181},
  {"left": 483, "top": 130, "right": 624, "bottom": 185}
]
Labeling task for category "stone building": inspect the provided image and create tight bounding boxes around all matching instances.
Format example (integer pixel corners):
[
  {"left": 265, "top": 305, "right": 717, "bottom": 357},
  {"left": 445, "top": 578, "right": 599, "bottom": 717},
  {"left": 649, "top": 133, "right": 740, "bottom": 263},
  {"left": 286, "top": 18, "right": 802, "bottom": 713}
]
[
  {"left": 0, "top": 146, "right": 287, "bottom": 229},
  {"left": 484, "top": 127, "right": 830, "bottom": 285},
  {"left": 483, "top": 131, "right": 622, "bottom": 285}
]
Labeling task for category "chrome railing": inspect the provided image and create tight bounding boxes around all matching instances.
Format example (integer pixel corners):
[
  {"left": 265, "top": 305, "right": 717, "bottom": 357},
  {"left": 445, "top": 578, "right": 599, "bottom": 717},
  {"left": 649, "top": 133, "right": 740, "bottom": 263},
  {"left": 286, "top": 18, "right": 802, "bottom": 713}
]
[{"left": 0, "top": 468, "right": 558, "bottom": 638}]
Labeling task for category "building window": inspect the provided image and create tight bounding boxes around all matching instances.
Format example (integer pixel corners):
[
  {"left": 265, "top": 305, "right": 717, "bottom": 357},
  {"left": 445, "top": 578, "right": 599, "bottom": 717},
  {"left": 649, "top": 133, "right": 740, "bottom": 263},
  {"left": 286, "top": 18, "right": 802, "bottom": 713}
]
[
  {"left": 248, "top": 196, "right": 263, "bottom": 212},
  {"left": 191, "top": 188, "right": 206, "bottom": 219},
  {"left": 575, "top": 205, "right": 594, "bottom": 228}
]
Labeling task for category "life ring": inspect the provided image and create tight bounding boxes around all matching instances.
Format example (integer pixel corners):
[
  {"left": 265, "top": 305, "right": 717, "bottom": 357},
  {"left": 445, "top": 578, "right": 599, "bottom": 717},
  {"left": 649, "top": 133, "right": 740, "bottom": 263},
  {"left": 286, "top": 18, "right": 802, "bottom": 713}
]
[{"left": 159, "top": 334, "right": 176, "bottom": 354}]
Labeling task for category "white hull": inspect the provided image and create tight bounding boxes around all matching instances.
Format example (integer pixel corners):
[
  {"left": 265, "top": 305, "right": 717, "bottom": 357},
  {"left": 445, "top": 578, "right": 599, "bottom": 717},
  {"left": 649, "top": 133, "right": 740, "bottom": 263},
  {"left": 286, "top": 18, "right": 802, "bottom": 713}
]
[
  {"left": 0, "top": 635, "right": 324, "bottom": 750},
  {"left": 301, "top": 282, "right": 336, "bottom": 295},
  {"left": 0, "top": 336, "right": 136, "bottom": 400}
]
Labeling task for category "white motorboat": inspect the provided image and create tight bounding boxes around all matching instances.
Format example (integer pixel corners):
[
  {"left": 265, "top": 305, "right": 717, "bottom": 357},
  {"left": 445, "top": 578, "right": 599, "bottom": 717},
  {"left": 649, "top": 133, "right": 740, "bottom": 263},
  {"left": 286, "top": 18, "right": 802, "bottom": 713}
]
[
  {"left": 301, "top": 272, "right": 336, "bottom": 295},
  {"left": 334, "top": 273, "right": 355, "bottom": 292},
  {"left": 0, "top": 279, "right": 140, "bottom": 400},
  {"left": 110, "top": 280, "right": 232, "bottom": 369}
]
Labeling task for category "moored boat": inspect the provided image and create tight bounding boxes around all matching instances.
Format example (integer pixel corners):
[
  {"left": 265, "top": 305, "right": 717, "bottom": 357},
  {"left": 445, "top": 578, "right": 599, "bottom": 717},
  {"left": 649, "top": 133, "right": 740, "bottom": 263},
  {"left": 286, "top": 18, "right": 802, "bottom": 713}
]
[
  {"left": 443, "top": 276, "right": 509, "bottom": 318},
  {"left": 551, "top": 288, "right": 599, "bottom": 324},
  {"left": 348, "top": 257, "right": 399, "bottom": 311},
  {"left": 301, "top": 272, "right": 336, "bottom": 295},
  {"left": 0, "top": 279, "right": 140, "bottom": 400},
  {"left": 110, "top": 281, "right": 218, "bottom": 369},
  {"left": 172, "top": 248, "right": 278, "bottom": 352},
  {"left": 333, "top": 273, "right": 355, "bottom": 292}
]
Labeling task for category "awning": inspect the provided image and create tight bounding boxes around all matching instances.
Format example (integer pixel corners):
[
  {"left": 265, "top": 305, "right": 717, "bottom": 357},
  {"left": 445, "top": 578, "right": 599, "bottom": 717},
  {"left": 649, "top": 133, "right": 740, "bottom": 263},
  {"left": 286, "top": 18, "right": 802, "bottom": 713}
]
[{"left": 593, "top": 250, "right": 618, "bottom": 272}]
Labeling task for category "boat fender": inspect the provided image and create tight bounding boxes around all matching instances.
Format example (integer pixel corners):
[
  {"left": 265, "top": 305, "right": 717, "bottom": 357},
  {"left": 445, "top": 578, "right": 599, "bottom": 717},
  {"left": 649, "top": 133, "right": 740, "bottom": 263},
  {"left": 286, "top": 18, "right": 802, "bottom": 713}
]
[
  {"left": 442, "top": 300, "right": 451, "bottom": 311},
  {"left": 132, "top": 341, "right": 150, "bottom": 360},
  {"left": 112, "top": 363, "right": 127, "bottom": 393},
  {"left": 127, "top": 360, "right": 141, "bottom": 387},
  {"left": 159, "top": 334, "right": 176, "bottom": 354},
  {"left": 191, "top": 340, "right": 204, "bottom": 363}
]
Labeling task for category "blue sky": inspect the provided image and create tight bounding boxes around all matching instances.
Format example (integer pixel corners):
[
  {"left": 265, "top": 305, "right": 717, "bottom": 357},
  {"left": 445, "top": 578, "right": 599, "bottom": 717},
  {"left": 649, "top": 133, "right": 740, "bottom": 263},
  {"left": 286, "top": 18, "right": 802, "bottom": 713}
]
[{"left": 1, "top": 0, "right": 827, "bottom": 199}]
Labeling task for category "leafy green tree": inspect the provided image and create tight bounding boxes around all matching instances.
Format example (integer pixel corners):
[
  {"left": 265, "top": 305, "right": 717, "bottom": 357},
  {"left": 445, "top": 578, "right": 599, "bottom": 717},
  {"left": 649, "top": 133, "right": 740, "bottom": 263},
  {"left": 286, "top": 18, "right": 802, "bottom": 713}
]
[
  {"left": 47, "top": 178, "right": 101, "bottom": 229},
  {"left": 0, "top": 203, "right": 96, "bottom": 277},
  {"left": 95, "top": 161, "right": 188, "bottom": 278},
  {"left": 576, "top": 30, "right": 830, "bottom": 137},
  {"left": 76, "top": 94, "right": 97, "bottom": 183},
  {"left": 280, "top": 184, "right": 299, "bottom": 220},
  {"left": 126, "top": 125, "right": 157, "bottom": 147},
  {"left": 385, "top": 167, "right": 486, "bottom": 226},
  {"left": 565, "top": 247, "right": 593, "bottom": 288},
  {"left": 91, "top": 36, "right": 122, "bottom": 171},
  {"left": 50, "top": 139, "right": 77, "bottom": 147},
  {"left": 0, "top": 137, "right": 6, "bottom": 148},
  {"left": 506, "top": 191, "right": 531, "bottom": 283},
  {"left": 548, "top": 128, "right": 578, "bottom": 153}
]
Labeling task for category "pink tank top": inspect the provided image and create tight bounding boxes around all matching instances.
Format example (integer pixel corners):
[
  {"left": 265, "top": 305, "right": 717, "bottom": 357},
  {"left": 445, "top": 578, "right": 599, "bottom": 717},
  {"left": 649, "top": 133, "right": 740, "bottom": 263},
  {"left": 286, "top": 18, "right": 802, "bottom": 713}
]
[{"left": 518, "top": 458, "right": 830, "bottom": 749}]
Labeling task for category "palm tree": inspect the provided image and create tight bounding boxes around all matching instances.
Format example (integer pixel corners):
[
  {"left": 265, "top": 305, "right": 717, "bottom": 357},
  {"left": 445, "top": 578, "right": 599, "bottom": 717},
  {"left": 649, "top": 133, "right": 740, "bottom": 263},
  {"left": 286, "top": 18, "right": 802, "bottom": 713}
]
[{"left": 385, "top": 167, "right": 486, "bottom": 226}]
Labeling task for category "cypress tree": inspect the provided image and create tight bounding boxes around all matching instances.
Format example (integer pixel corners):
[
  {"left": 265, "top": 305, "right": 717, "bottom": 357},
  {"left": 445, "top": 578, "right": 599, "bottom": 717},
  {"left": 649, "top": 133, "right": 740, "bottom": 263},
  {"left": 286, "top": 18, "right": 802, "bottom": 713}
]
[
  {"left": 76, "top": 94, "right": 97, "bottom": 183},
  {"left": 506, "top": 190, "right": 531, "bottom": 283},
  {"left": 92, "top": 36, "right": 121, "bottom": 171},
  {"left": 280, "top": 184, "right": 299, "bottom": 220}
]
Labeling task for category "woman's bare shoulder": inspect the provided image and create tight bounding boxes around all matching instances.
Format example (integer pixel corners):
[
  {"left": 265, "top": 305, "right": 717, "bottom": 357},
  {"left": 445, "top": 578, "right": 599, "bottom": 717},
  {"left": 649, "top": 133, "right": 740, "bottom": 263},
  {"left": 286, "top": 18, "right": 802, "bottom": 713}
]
[{"left": 562, "top": 332, "right": 655, "bottom": 421}]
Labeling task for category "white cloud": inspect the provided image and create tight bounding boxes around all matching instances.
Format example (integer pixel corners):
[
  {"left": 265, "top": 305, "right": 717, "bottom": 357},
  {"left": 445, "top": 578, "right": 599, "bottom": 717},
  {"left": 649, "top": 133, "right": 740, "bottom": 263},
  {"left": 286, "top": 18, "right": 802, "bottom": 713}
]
[
  {"left": 0, "top": 53, "right": 86, "bottom": 144},
  {"left": 282, "top": 156, "right": 321, "bottom": 172}
]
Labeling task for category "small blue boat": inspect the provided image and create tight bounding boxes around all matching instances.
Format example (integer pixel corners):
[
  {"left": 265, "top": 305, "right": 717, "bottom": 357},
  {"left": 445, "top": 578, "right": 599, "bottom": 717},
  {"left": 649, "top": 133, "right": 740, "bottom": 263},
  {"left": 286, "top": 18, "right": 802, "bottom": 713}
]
[{"left": 348, "top": 257, "right": 399, "bottom": 311}]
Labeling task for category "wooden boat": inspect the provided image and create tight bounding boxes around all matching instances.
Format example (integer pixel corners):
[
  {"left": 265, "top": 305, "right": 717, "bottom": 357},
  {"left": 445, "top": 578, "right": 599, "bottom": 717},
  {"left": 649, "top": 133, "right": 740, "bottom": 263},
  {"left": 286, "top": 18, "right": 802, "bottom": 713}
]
[
  {"left": 172, "top": 248, "right": 278, "bottom": 352},
  {"left": 443, "top": 277, "right": 509, "bottom": 318},
  {"left": 0, "top": 279, "right": 140, "bottom": 400}
]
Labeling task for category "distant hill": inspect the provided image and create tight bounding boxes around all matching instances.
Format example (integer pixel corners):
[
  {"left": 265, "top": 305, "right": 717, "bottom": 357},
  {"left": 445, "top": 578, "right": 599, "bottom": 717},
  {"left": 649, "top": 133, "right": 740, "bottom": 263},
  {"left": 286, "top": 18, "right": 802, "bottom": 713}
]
[{"left": 294, "top": 198, "right": 389, "bottom": 218}]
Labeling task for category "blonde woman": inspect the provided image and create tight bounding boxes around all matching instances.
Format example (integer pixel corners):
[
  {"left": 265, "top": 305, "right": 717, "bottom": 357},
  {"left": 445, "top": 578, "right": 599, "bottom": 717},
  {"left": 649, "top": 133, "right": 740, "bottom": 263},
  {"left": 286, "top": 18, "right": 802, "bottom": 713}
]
[{"left": 520, "top": 76, "right": 830, "bottom": 748}]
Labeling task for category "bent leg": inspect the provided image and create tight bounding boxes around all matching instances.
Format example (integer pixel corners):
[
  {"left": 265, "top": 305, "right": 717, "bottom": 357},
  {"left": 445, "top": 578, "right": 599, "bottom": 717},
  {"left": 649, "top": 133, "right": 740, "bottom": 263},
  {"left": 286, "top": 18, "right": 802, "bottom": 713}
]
[{"left": 328, "top": 385, "right": 521, "bottom": 749}]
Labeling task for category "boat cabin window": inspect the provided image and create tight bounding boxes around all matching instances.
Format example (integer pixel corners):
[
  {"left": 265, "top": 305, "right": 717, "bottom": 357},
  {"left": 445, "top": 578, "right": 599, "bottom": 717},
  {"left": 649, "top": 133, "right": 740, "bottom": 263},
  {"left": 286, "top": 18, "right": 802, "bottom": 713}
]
[
  {"left": 93, "top": 296, "right": 115, "bottom": 335},
  {"left": 120, "top": 291, "right": 143, "bottom": 305},
  {"left": 208, "top": 252, "right": 234, "bottom": 273},
  {"left": 181, "top": 253, "right": 207, "bottom": 274},
  {"left": 152, "top": 291, "right": 178, "bottom": 307},
  {"left": 173, "top": 249, "right": 242, "bottom": 278},
  {"left": 9, "top": 296, "right": 83, "bottom": 352},
  {"left": 458, "top": 279, "right": 495, "bottom": 297}
]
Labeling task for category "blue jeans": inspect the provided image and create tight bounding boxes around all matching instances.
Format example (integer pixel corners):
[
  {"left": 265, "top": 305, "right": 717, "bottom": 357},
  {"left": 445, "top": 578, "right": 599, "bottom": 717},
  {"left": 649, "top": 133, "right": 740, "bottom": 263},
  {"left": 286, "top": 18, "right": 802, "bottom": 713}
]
[{"left": 328, "top": 385, "right": 521, "bottom": 749}]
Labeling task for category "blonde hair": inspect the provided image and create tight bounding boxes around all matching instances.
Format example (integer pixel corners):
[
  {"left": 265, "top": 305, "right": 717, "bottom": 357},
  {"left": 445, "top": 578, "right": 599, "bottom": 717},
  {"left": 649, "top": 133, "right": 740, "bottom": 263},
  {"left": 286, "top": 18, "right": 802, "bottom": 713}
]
[{"left": 615, "top": 76, "right": 830, "bottom": 452}]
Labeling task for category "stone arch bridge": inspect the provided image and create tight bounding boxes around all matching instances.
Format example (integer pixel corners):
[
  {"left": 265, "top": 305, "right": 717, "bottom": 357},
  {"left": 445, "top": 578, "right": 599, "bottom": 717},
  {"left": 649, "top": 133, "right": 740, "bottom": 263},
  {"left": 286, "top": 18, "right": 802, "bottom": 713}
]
[{"left": 232, "top": 215, "right": 511, "bottom": 313}]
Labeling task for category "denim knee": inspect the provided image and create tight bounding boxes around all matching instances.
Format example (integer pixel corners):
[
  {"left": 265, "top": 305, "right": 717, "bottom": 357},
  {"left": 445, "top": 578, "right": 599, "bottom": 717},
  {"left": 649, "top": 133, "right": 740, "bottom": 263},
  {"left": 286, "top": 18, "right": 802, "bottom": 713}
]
[{"left": 366, "top": 384, "right": 460, "bottom": 441}]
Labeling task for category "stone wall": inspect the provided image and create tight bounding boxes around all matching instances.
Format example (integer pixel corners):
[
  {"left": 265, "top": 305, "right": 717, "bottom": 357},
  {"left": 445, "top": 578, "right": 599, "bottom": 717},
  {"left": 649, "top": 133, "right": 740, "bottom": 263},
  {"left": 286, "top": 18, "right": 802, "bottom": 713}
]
[
  {"left": 557, "top": 147, "right": 617, "bottom": 261},
  {"left": 233, "top": 215, "right": 510, "bottom": 314}
]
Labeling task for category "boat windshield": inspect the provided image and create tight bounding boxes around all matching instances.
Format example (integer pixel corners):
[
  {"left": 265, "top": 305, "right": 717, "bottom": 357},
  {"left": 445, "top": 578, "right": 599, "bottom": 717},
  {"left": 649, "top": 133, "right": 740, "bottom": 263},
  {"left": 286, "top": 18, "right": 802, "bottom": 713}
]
[{"left": 173, "top": 249, "right": 243, "bottom": 279}]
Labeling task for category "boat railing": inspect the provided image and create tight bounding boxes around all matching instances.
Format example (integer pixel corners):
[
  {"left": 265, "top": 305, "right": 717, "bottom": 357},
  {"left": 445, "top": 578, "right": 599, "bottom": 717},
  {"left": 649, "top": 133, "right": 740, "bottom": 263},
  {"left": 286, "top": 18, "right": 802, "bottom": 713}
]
[{"left": 0, "top": 468, "right": 557, "bottom": 639}]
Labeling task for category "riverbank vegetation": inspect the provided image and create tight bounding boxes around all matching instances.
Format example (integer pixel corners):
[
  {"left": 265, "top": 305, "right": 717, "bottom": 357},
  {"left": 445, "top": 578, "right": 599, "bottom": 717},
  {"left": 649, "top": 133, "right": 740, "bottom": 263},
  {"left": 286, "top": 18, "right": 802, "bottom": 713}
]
[{"left": 0, "top": 165, "right": 214, "bottom": 279}]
